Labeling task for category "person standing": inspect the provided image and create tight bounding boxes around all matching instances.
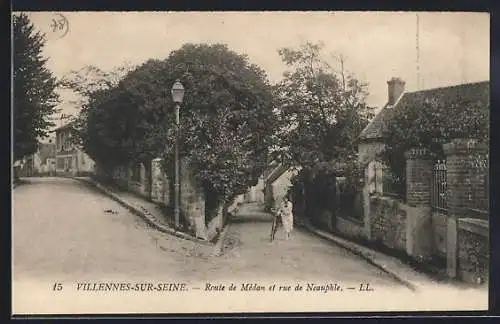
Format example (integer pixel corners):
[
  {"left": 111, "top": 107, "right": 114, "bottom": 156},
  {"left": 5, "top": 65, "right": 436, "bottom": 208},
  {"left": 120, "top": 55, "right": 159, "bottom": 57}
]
[
  {"left": 280, "top": 193, "right": 294, "bottom": 240},
  {"left": 270, "top": 193, "right": 294, "bottom": 241}
]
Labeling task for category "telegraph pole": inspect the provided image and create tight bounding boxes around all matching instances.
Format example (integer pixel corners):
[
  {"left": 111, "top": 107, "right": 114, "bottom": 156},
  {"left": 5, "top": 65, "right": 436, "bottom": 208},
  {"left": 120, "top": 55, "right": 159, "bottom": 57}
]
[{"left": 416, "top": 13, "right": 421, "bottom": 90}]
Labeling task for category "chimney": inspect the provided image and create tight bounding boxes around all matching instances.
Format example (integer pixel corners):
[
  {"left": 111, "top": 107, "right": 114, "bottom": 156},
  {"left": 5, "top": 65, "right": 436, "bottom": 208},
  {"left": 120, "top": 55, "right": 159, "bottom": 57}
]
[{"left": 387, "top": 77, "right": 405, "bottom": 106}]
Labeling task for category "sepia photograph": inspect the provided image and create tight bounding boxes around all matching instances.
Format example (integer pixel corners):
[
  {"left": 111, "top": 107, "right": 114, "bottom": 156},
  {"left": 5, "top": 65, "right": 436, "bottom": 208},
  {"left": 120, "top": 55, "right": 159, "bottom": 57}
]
[{"left": 11, "top": 11, "right": 490, "bottom": 315}]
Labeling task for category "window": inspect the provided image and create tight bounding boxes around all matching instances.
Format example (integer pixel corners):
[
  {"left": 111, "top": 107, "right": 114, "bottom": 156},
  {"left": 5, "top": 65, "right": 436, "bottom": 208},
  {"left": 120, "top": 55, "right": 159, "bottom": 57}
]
[
  {"left": 57, "top": 157, "right": 65, "bottom": 169},
  {"left": 56, "top": 133, "right": 62, "bottom": 152}
]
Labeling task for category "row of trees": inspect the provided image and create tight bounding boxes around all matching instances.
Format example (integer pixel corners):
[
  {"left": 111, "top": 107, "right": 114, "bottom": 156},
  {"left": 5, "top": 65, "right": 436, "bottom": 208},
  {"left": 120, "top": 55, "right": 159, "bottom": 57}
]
[
  {"left": 11, "top": 12, "right": 374, "bottom": 220},
  {"left": 56, "top": 41, "right": 374, "bottom": 222},
  {"left": 13, "top": 13, "right": 60, "bottom": 163},
  {"left": 17, "top": 13, "right": 488, "bottom": 226}
]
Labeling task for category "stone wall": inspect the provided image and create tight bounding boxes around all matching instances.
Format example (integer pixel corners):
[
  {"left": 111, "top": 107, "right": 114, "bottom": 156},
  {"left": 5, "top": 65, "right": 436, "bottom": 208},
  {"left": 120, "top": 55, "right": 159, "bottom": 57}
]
[
  {"left": 369, "top": 196, "right": 407, "bottom": 253},
  {"left": 443, "top": 139, "right": 489, "bottom": 280},
  {"left": 356, "top": 138, "right": 489, "bottom": 284},
  {"left": 457, "top": 218, "right": 489, "bottom": 284},
  {"left": 312, "top": 208, "right": 335, "bottom": 231},
  {"left": 432, "top": 211, "right": 448, "bottom": 259},
  {"left": 95, "top": 162, "right": 151, "bottom": 199},
  {"left": 335, "top": 216, "right": 366, "bottom": 240},
  {"left": 133, "top": 163, "right": 151, "bottom": 199}
]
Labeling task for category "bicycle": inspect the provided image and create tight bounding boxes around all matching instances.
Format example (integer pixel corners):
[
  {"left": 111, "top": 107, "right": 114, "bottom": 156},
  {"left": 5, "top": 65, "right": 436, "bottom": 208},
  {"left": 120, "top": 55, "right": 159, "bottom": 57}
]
[{"left": 269, "top": 207, "right": 282, "bottom": 242}]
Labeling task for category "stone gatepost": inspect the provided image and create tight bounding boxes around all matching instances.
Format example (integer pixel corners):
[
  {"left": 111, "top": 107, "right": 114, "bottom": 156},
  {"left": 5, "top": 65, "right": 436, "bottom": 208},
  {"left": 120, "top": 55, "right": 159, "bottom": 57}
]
[
  {"left": 140, "top": 163, "right": 151, "bottom": 199},
  {"left": 151, "top": 158, "right": 170, "bottom": 206},
  {"left": 180, "top": 158, "right": 206, "bottom": 239},
  {"left": 443, "top": 138, "right": 489, "bottom": 279},
  {"left": 404, "top": 148, "right": 435, "bottom": 260}
]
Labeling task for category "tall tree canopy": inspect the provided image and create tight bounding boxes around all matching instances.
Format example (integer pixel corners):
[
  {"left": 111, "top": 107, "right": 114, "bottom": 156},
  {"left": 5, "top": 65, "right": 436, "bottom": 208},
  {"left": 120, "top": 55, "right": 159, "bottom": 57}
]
[
  {"left": 273, "top": 42, "right": 374, "bottom": 168},
  {"left": 380, "top": 84, "right": 490, "bottom": 191},
  {"left": 59, "top": 63, "right": 139, "bottom": 167},
  {"left": 13, "top": 13, "right": 60, "bottom": 160},
  {"left": 160, "top": 43, "right": 277, "bottom": 205},
  {"left": 65, "top": 43, "right": 277, "bottom": 210}
]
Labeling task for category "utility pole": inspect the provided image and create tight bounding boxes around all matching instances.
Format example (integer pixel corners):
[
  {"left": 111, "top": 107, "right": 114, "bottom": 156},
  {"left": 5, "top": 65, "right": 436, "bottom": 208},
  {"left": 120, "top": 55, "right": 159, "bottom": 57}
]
[{"left": 416, "top": 13, "right": 421, "bottom": 90}]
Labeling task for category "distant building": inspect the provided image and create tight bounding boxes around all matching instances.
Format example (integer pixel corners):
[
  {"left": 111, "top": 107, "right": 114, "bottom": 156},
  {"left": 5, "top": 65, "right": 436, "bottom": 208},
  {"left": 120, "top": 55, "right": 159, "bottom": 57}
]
[
  {"left": 263, "top": 163, "right": 302, "bottom": 211},
  {"left": 36, "top": 139, "right": 57, "bottom": 176},
  {"left": 16, "top": 139, "right": 57, "bottom": 177},
  {"left": 54, "top": 122, "right": 95, "bottom": 177},
  {"left": 358, "top": 77, "right": 490, "bottom": 196}
]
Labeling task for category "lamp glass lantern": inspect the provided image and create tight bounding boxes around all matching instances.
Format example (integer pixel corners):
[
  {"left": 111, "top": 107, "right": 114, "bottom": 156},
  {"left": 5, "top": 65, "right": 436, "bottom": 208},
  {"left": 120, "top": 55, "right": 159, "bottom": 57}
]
[{"left": 171, "top": 80, "right": 185, "bottom": 103}]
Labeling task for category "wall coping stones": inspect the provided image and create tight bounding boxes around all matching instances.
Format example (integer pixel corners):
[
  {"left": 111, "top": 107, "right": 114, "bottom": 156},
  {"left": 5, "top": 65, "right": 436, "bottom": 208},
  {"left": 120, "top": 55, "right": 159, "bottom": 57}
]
[
  {"left": 458, "top": 217, "right": 489, "bottom": 237},
  {"left": 404, "top": 147, "right": 435, "bottom": 160},
  {"left": 443, "top": 138, "right": 488, "bottom": 156}
]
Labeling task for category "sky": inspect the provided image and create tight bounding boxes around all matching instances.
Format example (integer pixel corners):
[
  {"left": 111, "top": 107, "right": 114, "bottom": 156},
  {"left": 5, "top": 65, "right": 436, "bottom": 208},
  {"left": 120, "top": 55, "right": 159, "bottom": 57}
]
[{"left": 20, "top": 11, "right": 490, "bottom": 120}]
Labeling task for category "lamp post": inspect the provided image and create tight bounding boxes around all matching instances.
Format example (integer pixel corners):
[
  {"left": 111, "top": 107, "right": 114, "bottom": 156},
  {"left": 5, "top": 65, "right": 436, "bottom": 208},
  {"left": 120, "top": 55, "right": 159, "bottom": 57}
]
[{"left": 171, "top": 79, "right": 185, "bottom": 229}]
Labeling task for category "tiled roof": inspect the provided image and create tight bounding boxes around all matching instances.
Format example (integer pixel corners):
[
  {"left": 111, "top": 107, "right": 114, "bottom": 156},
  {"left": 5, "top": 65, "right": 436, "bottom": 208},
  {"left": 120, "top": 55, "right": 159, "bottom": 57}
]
[
  {"left": 359, "top": 81, "right": 490, "bottom": 141},
  {"left": 358, "top": 103, "right": 391, "bottom": 141},
  {"left": 265, "top": 164, "right": 290, "bottom": 184},
  {"left": 54, "top": 121, "right": 75, "bottom": 132}
]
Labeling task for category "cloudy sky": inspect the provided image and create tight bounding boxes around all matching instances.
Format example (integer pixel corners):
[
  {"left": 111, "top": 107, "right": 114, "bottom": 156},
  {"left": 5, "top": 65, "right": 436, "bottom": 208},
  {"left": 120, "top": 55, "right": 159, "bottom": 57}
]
[{"left": 21, "top": 11, "right": 489, "bottom": 118}]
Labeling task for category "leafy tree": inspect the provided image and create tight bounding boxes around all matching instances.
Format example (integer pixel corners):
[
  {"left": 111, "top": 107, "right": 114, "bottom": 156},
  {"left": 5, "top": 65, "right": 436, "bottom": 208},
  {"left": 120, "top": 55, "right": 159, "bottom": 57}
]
[
  {"left": 158, "top": 44, "right": 277, "bottom": 216},
  {"left": 65, "top": 44, "right": 277, "bottom": 222},
  {"left": 58, "top": 63, "right": 135, "bottom": 152},
  {"left": 273, "top": 42, "right": 373, "bottom": 225},
  {"left": 380, "top": 91, "right": 490, "bottom": 192},
  {"left": 273, "top": 42, "right": 374, "bottom": 168},
  {"left": 13, "top": 13, "right": 60, "bottom": 161}
]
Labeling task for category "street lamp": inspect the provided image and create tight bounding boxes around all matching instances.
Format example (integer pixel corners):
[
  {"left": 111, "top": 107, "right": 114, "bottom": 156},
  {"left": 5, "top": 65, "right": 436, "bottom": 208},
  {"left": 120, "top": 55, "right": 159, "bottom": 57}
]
[{"left": 171, "top": 79, "right": 185, "bottom": 229}]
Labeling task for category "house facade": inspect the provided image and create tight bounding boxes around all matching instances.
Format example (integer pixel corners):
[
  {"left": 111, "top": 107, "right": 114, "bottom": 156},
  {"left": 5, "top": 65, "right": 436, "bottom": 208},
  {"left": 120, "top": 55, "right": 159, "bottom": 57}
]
[
  {"left": 350, "top": 77, "right": 490, "bottom": 284},
  {"left": 15, "top": 139, "right": 57, "bottom": 177},
  {"left": 242, "top": 176, "right": 265, "bottom": 204},
  {"left": 358, "top": 77, "right": 490, "bottom": 196},
  {"left": 55, "top": 122, "right": 95, "bottom": 177},
  {"left": 263, "top": 163, "right": 302, "bottom": 211},
  {"left": 36, "top": 139, "right": 57, "bottom": 176}
]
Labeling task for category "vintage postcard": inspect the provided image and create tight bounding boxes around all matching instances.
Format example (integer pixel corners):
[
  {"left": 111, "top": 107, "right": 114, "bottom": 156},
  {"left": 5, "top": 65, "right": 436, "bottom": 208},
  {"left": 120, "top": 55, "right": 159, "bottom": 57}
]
[{"left": 12, "top": 11, "right": 490, "bottom": 315}]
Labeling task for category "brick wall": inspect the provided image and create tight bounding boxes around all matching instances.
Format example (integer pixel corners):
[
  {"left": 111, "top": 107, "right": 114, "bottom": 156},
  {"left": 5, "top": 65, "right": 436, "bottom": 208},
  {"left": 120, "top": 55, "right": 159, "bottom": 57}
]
[
  {"left": 403, "top": 148, "right": 435, "bottom": 261},
  {"left": 444, "top": 139, "right": 489, "bottom": 218},
  {"left": 443, "top": 138, "right": 489, "bottom": 280},
  {"left": 405, "top": 148, "right": 433, "bottom": 207}
]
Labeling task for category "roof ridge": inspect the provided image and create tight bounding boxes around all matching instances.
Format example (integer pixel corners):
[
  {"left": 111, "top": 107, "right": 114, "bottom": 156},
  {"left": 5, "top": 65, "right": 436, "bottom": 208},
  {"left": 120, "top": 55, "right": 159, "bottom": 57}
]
[
  {"left": 358, "top": 80, "right": 489, "bottom": 141},
  {"left": 405, "top": 80, "right": 489, "bottom": 95}
]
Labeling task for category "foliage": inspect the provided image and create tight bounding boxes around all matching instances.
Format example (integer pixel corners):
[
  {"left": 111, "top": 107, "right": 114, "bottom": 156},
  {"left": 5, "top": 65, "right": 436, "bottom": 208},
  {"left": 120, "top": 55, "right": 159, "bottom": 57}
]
[
  {"left": 272, "top": 42, "right": 374, "bottom": 168},
  {"left": 273, "top": 42, "right": 371, "bottom": 223},
  {"left": 158, "top": 43, "right": 277, "bottom": 206},
  {"left": 289, "top": 159, "right": 363, "bottom": 220},
  {"left": 65, "top": 43, "right": 277, "bottom": 210},
  {"left": 58, "top": 63, "right": 135, "bottom": 161},
  {"left": 380, "top": 93, "right": 490, "bottom": 188},
  {"left": 13, "top": 13, "right": 60, "bottom": 160}
]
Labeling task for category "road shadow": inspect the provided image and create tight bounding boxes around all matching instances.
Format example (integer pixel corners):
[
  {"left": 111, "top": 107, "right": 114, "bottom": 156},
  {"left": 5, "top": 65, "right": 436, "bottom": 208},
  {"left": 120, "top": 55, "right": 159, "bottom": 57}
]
[{"left": 229, "top": 203, "right": 273, "bottom": 223}]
